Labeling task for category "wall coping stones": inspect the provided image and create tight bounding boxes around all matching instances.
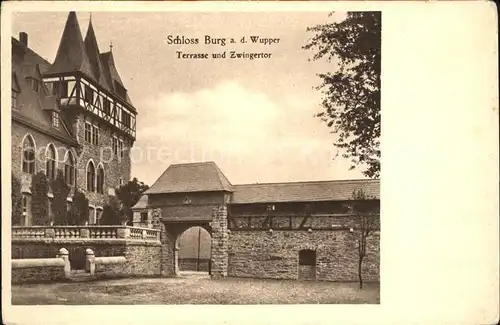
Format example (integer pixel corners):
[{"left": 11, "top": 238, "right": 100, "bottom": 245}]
[{"left": 12, "top": 258, "right": 66, "bottom": 268}]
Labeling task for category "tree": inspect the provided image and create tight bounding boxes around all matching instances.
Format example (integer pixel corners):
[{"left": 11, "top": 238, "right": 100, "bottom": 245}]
[
  {"left": 31, "top": 171, "right": 50, "bottom": 225},
  {"left": 12, "top": 173, "right": 23, "bottom": 226},
  {"left": 350, "top": 188, "right": 378, "bottom": 289},
  {"left": 99, "top": 196, "right": 123, "bottom": 225},
  {"left": 68, "top": 190, "right": 89, "bottom": 225},
  {"left": 115, "top": 177, "right": 149, "bottom": 225},
  {"left": 304, "top": 12, "right": 381, "bottom": 178},
  {"left": 50, "top": 169, "right": 70, "bottom": 225}
]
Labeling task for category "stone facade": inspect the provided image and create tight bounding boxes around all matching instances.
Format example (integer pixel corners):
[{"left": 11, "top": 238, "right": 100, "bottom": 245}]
[{"left": 227, "top": 229, "right": 380, "bottom": 282}]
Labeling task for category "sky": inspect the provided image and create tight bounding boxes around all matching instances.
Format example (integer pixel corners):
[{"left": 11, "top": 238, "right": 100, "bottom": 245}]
[{"left": 12, "top": 11, "right": 365, "bottom": 186}]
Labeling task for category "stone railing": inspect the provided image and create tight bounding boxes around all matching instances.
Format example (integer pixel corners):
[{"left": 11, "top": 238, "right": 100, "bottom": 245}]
[{"left": 12, "top": 226, "right": 160, "bottom": 242}]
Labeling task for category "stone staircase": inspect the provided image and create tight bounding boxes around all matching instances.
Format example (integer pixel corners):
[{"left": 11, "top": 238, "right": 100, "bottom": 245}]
[{"left": 66, "top": 269, "right": 96, "bottom": 282}]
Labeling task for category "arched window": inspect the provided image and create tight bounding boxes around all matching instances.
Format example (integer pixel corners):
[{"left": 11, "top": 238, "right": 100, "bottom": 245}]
[
  {"left": 86, "top": 161, "right": 95, "bottom": 192},
  {"left": 64, "top": 151, "right": 75, "bottom": 186},
  {"left": 96, "top": 165, "right": 104, "bottom": 194},
  {"left": 22, "top": 135, "right": 36, "bottom": 174},
  {"left": 45, "top": 144, "right": 57, "bottom": 179},
  {"left": 298, "top": 249, "right": 316, "bottom": 266}
]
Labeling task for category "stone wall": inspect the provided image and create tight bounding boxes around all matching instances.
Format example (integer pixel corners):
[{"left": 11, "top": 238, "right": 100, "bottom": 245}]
[
  {"left": 210, "top": 206, "right": 228, "bottom": 278},
  {"left": 227, "top": 229, "right": 380, "bottom": 282},
  {"left": 12, "top": 265, "right": 66, "bottom": 284},
  {"left": 11, "top": 237, "right": 161, "bottom": 282}
]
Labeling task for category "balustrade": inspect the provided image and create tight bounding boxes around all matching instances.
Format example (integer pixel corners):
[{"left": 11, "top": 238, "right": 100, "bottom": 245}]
[{"left": 12, "top": 226, "right": 160, "bottom": 241}]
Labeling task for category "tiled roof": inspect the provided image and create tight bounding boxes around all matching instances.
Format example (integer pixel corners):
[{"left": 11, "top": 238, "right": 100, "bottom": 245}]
[
  {"left": 230, "top": 179, "right": 380, "bottom": 204},
  {"left": 131, "top": 194, "right": 148, "bottom": 210},
  {"left": 145, "top": 162, "right": 233, "bottom": 194},
  {"left": 11, "top": 38, "right": 78, "bottom": 147}
]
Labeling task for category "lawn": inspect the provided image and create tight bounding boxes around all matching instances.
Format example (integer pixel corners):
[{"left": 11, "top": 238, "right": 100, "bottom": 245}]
[{"left": 11, "top": 273, "right": 379, "bottom": 305}]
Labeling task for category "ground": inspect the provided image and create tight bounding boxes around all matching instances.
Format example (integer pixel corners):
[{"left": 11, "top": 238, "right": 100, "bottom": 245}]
[{"left": 11, "top": 272, "right": 380, "bottom": 305}]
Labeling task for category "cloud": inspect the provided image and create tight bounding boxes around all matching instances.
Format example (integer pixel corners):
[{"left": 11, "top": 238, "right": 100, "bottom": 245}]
[{"left": 133, "top": 80, "right": 362, "bottom": 185}]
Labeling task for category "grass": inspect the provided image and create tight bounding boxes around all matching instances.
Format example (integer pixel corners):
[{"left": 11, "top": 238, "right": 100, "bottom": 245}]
[{"left": 11, "top": 273, "right": 379, "bottom": 305}]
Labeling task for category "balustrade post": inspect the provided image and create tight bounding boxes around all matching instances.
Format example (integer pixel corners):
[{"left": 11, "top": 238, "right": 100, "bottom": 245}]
[
  {"left": 117, "top": 227, "right": 130, "bottom": 239},
  {"left": 80, "top": 227, "right": 90, "bottom": 238},
  {"left": 142, "top": 230, "right": 147, "bottom": 239},
  {"left": 45, "top": 228, "right": 55, "bottom": 238},
  {"left": 85, "top": 248, "right": 95, "bottom": 275},
  {"left": 57, "top": 248, "right": 70, "bottom": 277}
]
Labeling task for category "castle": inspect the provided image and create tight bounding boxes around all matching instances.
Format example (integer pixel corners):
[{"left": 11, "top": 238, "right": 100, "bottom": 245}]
[{"left": 11, "top": 12, "right": 136, "bottom": 226}]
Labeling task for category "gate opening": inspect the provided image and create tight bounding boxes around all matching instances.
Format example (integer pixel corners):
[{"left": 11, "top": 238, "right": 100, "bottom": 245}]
[
  {"left": 177, "top": 226, "right": 212, "bottom": 274},
  {"left": 298, "top": 249, "right": 317, "bottom": 280}
]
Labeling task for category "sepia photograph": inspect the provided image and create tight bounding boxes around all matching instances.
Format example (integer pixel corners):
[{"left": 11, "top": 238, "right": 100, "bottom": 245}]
[
  {"left": 2, "top": 2, "right": 498, "bottom": 325},
  {"left": 8, "top": 9, "right": 380, "bottom": 305}
]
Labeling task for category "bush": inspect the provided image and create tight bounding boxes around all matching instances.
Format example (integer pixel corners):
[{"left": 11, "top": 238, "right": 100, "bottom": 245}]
[
  {"left": 68, "top": 190, "right": 89, "bottom": 225},
  {"left": 12, "top": 173, "right": 23, "bottom": 226},
  {"left": 31, "top": 171, "right": 49, "bottom": 225},
  {"left": 51, "top": 169, "right": 70, "bottom": 225}
]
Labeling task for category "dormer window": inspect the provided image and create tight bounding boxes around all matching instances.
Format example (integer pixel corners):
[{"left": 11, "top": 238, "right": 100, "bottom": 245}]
[
  {"left": 183, "top": 196, "right": 191, "bottom": 205},
  {"left": 267, "top": 204, "right": 276, "bottom": 211},
  {"left": 52, "top": 111, "right": 59, "bottom": 127},
  {"left": 29, "top": 78, "right": 40, "bottom": 93}
]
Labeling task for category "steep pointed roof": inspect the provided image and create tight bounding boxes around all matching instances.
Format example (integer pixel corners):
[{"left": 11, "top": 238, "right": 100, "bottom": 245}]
[
  {"left": 100, "top": 51, "right": 124, "bottom": 87},
  {"left": 46, "top": 11, "right": 96, "bottom": 80},
  {"left": 145, "top": 162, "right": 233, "bottom": 194},
  {"left": 84, "top": 20, "right": 110, "bottom": 91}
]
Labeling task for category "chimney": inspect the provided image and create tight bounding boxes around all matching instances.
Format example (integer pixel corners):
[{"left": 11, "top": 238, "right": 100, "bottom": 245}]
[{"left": 19, "top": 32, "right": 28, "bottom": 47}]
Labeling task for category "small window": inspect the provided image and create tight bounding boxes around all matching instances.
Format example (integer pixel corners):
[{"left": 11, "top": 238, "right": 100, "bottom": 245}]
[
  {"left": 119, "top": 139, "right": 124, "bottom": 158},
  {"left": 103, "top": 98, "right": 111, "bottom": 115},
  {"left": 52, "top": 111, "right": 59, "bottom": 128},
  {"left": 140, "top": 212, "right": 148, "bottom": 223},
  {"left": 84, "top": 84, "right": 93, "bottom": 104},
  {"left": 119, "top": 178, "right": 124, "bottom": 186},
  {"left": 298, "top": 249, "right": 316, "bottom": 266},
  {"left": 84, "top": 122, "right": 92, "bottom": 143},
  {"left": 60, "top": 81, "right": 68, "bottom": 97},
  {"left": 112, "top": 136, "right": 118, "bottom": 155},
  {"left": 92, "top": 125, "right": 99, "bottom": 145},
  {"left": 267, "top": 204, "right": 276, "bottom": 211},
  {"left": 183, "top": 196, "right": 191, "bottom": 204}
]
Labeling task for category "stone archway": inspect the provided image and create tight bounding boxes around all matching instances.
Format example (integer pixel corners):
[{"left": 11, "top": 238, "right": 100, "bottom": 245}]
[{"left": 151, "top": 206, "right": 228, "bottom": 279}]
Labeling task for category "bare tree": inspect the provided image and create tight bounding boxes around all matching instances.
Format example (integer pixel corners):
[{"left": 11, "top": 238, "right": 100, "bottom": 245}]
[{"left": 351, "top": 189, "right": 378, "bottom": 289}]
